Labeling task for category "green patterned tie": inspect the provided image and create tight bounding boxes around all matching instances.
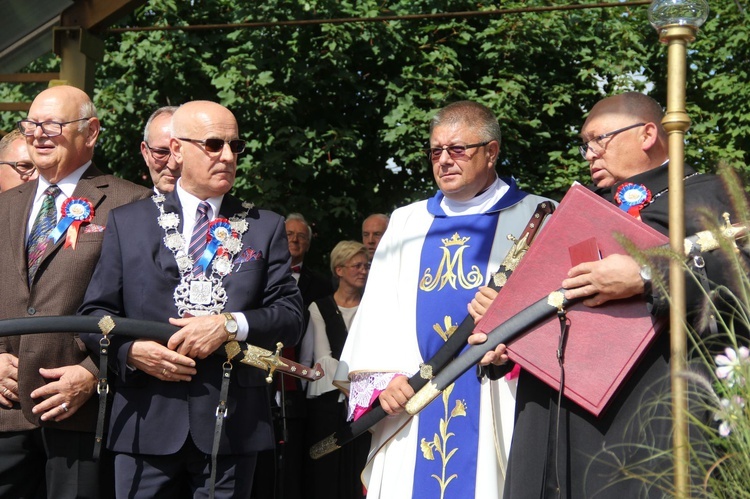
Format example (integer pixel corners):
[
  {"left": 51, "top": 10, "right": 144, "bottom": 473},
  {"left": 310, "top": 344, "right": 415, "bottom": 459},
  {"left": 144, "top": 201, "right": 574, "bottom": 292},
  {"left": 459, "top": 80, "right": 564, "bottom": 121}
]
[{"left": 26, "top": 185, "right": 61, "bottom": 285}]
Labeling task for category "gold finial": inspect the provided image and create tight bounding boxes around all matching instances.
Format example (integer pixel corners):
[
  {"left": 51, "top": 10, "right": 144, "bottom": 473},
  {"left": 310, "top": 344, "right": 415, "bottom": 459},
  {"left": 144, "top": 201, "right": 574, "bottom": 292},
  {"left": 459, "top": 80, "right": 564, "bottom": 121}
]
[{"left": 98, "top": 316, "right": 116, "bottom": 335}]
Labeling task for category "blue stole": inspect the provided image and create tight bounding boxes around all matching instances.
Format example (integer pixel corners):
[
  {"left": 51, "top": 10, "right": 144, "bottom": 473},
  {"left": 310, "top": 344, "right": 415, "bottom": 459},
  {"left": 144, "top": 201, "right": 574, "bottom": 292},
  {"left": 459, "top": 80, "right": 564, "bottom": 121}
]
[{"left": 412, "top": 179, "right": 526, "bottom": 498}]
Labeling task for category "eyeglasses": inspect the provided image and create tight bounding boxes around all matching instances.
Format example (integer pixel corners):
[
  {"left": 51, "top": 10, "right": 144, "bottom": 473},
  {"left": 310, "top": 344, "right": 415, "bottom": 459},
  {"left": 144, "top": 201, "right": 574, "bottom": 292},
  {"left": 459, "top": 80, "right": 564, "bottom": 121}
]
[
  {"left": 426, "top": 141, "right": 490, "bottom": 161},
  {"left": 177, "top": 137, "right": 246, "bottom": 154},
  {"left": 17, "top": 118, "right": 92, "bottom": 137},
  {"left": 145, "top": 143, "right": 171, "bottom": 161},
  {"left": 286, "top": 231, "right": 310, "bottom": 242},
  {"left": 0, "top": 161, "right": 36, "bottom": 176},
  {"left": 344, "top": 262, "right": 371, "bottom": 271},
  {"left": 579, "top": 123, "right": 645, "bottom": 159}
]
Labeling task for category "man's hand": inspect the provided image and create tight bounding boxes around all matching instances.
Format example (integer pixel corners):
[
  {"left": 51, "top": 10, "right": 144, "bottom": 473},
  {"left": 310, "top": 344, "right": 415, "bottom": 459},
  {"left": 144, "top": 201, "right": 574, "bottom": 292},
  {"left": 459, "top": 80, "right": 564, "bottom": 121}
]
[
  {"left": 0, "top": 353, "right": 19, "bottom": 408},
  {"left": 468, "top": 286, "right": 499, "bottom": 323},
  {"left": 167, "top": 315, "right": 228, "bottom": 359},
  {"left": 30, "top": 365, "right": 96, "bottom": 422},
  {"left": 378, "top": 375, "right": 415, "bottom": 416},
  {"left": 128, "top": 340, "right": 196, "bottom": 382},
  {"left": 562, "top": 253, "right": 644, "bottom": 307},
  {"left": 468, "top": 334, "right": 509, "bottom": 366}
]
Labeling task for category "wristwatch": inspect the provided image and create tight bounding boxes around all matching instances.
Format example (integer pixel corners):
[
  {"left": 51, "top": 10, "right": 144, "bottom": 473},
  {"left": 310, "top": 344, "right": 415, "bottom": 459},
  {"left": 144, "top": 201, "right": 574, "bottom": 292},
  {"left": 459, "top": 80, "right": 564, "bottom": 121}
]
[
  {"left": 223, "top": 313, "right": 238, "bottom": 342},
  {"left": 639, "top": 265, "right": 652, "bottom": 297}
]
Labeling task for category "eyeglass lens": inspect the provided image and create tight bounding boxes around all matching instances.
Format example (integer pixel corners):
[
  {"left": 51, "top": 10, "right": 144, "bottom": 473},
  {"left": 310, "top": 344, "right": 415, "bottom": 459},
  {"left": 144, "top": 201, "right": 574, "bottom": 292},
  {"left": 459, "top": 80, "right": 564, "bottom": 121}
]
[
  {"left": 427, "top": 141, "right": 489, "bottom": 161},
  {"left": 347, "top": 263, "right": 371, "bottom": 271},
  {"left": 203, "top": 139, "right": 246, "bottom": 154},
  {"left": 147, "top": 145, "right": 171, "bottom": 160},
  {"left": 17, "top": 118, "right": 90, "bottom": 137}
]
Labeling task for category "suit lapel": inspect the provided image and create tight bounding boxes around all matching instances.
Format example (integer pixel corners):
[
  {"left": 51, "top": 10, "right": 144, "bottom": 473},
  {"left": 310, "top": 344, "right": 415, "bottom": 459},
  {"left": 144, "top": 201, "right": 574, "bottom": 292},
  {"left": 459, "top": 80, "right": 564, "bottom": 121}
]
[
  {"left": 217, "top": 194, "right": 244, "bottom": 220},
  {"left": 13, "top": 182, "right": 37, "bottom": 286}
]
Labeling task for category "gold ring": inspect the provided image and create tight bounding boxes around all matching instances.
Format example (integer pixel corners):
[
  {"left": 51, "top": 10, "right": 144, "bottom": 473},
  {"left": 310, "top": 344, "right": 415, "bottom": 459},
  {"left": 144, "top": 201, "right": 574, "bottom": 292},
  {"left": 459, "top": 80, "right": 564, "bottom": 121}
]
[
  {"left": 2, "top": 387, "right": 7, "bottom": 395},
  {"left": 161, "top": 368, "right": 168, "bottom": 376}
]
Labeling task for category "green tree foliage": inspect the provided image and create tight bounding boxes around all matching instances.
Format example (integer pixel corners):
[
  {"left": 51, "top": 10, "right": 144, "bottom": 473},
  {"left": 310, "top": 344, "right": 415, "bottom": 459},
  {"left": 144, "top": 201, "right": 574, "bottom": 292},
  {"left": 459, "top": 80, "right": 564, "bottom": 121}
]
[{"left": 1, "top": 0, "right": 748, "bottom": 266}]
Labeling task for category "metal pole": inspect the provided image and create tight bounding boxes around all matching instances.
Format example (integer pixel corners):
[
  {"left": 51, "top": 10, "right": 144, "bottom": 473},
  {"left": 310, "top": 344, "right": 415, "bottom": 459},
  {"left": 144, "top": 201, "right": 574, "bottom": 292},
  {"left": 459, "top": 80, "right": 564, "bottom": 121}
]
[{"left": 660, "top": 24, "right": 696, "bottom": 498}]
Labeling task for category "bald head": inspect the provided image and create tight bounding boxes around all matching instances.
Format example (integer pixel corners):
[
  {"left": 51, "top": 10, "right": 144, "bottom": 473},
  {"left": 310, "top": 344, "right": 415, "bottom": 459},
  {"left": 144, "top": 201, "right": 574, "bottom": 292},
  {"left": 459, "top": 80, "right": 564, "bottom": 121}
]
[
  {"left": 24, "top": 85, "right": 99, "bottom": 183},
  {"left": 584, "top": 93, "right": 667, "bottom": 142},
  {"left": 362, "top": 213, "right": 389, "bottom": 259},
  {"left": 581, "top": 92, "right": 669, "bottom": 188},
  {"left": 170, "top": 101, "right": 240, "bottom": 200}
]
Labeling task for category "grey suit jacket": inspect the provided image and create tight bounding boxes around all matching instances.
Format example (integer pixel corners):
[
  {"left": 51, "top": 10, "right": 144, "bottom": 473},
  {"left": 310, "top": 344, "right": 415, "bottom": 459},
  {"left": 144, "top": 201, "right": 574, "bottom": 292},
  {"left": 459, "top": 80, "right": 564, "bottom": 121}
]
[{"left": 0, "top": 164, "right": 151, "bottom": 432}]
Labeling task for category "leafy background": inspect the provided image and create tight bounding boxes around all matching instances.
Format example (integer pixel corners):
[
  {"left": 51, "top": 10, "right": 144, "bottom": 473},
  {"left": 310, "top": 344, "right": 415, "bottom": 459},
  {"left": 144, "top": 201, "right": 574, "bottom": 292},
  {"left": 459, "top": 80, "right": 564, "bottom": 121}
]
[{"left": 1, "top": 0, "right": 748, "bottom": 269}]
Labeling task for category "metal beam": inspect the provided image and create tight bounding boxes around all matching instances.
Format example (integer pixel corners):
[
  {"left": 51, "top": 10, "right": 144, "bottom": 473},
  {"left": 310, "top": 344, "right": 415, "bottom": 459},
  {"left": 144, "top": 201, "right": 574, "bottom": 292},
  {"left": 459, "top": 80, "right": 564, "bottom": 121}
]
[
  {"left": 0, "top": 73, "right": 60, "bottom": 83},
  {"left": 61, "top": 0, "right": 148, "bottom": 31}
]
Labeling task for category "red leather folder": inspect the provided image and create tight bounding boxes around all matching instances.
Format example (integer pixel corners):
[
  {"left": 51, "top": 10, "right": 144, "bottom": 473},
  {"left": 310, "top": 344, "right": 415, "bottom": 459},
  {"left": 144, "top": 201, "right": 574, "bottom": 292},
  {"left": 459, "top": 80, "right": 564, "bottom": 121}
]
[{"left": 475, "top": 184, "right": 669, "bottom": 416}]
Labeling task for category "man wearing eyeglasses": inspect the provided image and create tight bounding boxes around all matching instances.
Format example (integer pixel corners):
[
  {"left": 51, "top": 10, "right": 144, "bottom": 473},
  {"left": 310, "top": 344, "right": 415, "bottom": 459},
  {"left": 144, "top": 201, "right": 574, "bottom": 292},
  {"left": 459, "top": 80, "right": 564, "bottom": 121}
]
[
  {"left": 0, "top": 85, "right": 152, "bottom": 498},
  {"left": 470, "top": 92, "right": 748, "bottom": 498},
  {"left": 79, "top": 100, "right": 303, "bottom": 498},
  {"left": 334, "top": 101, "right": 554, "bottom": 498},
  {"left": 141, "top": 106, "right": 180, "bottom": 194},
  {"left": 0, "top": 129, "right": 38, "bottom": 192}
]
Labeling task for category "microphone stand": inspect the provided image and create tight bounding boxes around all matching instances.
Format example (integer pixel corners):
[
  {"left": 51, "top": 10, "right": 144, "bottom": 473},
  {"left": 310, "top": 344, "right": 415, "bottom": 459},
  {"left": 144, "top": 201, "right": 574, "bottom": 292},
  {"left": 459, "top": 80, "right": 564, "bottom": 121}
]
[{"left": 275, "top": 375, "right": 289, "bottom": 499}]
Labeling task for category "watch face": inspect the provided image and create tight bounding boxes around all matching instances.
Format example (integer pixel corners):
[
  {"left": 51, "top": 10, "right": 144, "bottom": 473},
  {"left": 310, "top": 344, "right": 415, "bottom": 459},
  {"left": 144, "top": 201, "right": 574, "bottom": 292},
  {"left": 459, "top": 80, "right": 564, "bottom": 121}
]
[
  {"left": 640, "top": 265, "right": 652, "bottom": 281},
  {"left": 225, "top": 315, "right": 239, "bottom": 333}
]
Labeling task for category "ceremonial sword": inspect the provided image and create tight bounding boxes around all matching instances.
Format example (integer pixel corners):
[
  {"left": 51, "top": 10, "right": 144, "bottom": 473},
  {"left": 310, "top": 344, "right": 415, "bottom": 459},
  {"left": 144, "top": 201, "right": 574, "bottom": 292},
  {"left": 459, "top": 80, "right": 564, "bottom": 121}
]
[
  {"left": 309, "top": 201, "right": 555, "bottom": 459},
  {"left": 0, "top": 315, "right": 324, "bottom": 383}
]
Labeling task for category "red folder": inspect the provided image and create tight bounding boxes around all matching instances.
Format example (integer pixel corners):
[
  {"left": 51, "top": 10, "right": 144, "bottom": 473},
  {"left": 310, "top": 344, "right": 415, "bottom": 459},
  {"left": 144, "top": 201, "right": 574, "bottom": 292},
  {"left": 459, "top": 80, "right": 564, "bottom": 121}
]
[{"left": 475, "top": 184, "right": 669, "bottom": 416}]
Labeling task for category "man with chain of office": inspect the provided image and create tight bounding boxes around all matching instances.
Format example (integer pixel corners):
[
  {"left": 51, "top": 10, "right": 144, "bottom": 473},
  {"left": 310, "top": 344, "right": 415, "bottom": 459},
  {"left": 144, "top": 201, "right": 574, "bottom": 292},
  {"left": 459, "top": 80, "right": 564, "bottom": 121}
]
[{"left": 79, "top": 100, "right": 303, "bottom": 498}]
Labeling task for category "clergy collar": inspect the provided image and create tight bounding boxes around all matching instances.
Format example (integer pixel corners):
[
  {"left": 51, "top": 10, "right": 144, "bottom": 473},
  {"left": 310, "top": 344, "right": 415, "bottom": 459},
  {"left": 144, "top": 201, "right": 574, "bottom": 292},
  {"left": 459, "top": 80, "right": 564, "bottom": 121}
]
[{"left": 427, "top": 176, "right": 527, "bottom": 216}]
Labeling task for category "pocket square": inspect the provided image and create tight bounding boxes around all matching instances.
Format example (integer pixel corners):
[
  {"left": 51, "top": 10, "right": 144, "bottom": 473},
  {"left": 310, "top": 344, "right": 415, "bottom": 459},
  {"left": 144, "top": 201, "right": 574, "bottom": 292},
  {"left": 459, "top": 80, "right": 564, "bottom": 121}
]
[
  {"left": 233, "top": 248, "right": 263, "bottom": 268},
  {"left": 82, "top": 223, "right": 105, "bottom": 233}
]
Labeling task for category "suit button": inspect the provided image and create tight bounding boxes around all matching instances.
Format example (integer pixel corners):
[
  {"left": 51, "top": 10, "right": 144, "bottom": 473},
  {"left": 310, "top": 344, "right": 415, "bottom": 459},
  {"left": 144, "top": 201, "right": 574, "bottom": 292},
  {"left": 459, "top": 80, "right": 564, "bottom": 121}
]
[{"left": 27, "top": 307, "right": 36, "bottom": 315}]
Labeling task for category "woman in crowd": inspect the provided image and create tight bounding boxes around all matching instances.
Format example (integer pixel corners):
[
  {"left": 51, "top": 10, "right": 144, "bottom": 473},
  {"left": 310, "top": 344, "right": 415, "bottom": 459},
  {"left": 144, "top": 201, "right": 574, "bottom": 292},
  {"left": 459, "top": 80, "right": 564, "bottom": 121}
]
[{"left": 303, "top": 240, "right": 371, "bottom": 499}]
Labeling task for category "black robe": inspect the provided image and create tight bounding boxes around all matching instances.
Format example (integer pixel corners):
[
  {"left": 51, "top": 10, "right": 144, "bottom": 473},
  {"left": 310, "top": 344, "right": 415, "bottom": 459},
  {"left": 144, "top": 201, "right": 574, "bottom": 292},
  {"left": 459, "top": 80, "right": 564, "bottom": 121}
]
[{"left": 504, "top": 164, "right": 749, "bottom": 498}]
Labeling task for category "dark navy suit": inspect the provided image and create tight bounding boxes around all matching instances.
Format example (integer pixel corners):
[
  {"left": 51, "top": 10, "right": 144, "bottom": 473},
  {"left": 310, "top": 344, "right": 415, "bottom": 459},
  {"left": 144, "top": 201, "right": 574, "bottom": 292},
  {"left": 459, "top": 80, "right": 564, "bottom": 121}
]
[{"left": 79, "top": 190, "right": 303, "bottom": 494}]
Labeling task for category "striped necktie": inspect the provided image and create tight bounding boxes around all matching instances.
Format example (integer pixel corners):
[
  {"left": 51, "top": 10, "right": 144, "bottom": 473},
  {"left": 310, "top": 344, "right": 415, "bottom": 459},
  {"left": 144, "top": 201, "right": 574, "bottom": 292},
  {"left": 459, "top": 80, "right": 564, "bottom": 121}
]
[
  {"left": 27, "top": 184, "right": 61, "bottom": 285},
  {"left": 189, "top": 201, "right": 210, "bottom": 275}
]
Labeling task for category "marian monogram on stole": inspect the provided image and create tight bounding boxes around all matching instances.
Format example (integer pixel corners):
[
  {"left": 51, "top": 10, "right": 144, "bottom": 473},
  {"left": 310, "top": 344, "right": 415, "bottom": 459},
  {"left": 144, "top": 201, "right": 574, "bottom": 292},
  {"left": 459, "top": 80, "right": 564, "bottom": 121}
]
[{"left": 419, "top": 232, "right": 484, "bottom": 292}]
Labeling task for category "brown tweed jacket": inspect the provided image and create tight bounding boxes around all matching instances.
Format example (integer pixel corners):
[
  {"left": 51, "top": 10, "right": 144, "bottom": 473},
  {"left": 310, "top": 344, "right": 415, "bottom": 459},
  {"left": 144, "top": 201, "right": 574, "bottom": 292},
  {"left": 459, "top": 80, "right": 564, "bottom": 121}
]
[{"left": 0, "top": 164, "right": 151, "bottom": 432}]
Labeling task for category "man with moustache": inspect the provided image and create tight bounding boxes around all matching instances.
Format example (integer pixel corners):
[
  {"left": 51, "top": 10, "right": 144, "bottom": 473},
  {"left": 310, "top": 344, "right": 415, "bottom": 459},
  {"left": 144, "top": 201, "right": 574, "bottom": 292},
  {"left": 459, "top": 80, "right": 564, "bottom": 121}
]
[
  {"left": 141, "top": 106, "right": 180, "bottom": 194},
  {"left": 0, "top": 85, "right": 151, "bottom": 498},
  {"left": 79, "top": 100, "right": 304, "bottom": 497}
]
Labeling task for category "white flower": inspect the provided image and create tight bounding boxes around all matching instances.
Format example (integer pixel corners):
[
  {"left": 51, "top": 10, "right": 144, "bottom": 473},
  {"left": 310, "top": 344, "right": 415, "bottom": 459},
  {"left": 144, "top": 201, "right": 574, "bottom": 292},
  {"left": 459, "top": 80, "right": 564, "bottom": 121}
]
[
  {"left": 714, "top": 395, "right": 746, "bottom": 437},
  {"left": 715, "top": 346, "right": 750, "bottom": 387}
]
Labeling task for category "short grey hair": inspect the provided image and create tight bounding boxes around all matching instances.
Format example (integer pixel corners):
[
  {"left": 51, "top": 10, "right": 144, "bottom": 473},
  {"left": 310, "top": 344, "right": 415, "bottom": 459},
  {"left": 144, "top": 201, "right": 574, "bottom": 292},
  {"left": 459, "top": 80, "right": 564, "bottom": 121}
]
[
  {"left": 78, "top": 100, "right": 98, "bottom": 131},
  {"left": 143, "top": 106, "right": 179, "bottom": 143},
  {"left": 0, "top": 130, "right": 24, "bottom": 157},
  {"left": 285, "top": 213, "right": 312, "bottom": 239},
  {"left": 429, "top": 100, "right": 502, "bottom": 150}
]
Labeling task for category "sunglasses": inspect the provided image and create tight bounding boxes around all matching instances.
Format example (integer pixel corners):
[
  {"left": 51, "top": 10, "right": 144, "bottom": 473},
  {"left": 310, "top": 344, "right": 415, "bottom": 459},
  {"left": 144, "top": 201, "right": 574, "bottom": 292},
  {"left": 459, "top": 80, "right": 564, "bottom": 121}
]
[{"left": 177, "top": 137, "right": 246, "bottom": 154}]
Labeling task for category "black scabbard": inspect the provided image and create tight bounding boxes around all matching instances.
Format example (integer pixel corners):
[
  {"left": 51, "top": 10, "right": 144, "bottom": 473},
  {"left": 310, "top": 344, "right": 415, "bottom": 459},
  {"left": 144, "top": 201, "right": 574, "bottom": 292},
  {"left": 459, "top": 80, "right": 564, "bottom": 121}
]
[
  {"left": 309, "top": 312, "right": 481, "bottom": 459},
  {"left": 0, "top": 315, "right": 177, "bottom": 340},
  {"left": 404, "top": 289, "right": 577, "bottom": 415}
]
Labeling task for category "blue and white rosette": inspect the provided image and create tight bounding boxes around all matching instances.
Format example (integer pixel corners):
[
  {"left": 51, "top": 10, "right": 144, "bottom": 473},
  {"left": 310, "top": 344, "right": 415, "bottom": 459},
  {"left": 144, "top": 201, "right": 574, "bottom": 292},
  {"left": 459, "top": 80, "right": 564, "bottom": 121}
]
[
  {"left": 614, "top": 183, "right": 651, "bottom": 217},
  {"left": 195, "top": 219, "right": 232, "bottom": 272},
  {"left": 49, "top": 197, "right": 94, "bottom": 247}
]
